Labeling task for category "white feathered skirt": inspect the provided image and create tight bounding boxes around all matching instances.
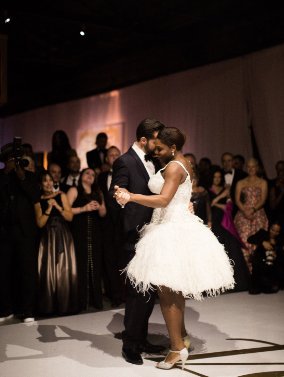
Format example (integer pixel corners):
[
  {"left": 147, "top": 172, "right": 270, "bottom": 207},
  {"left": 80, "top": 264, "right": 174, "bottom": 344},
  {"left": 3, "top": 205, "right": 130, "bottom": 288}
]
[{"left": 125, "top": 212, "right": 235, "bottom": 300}]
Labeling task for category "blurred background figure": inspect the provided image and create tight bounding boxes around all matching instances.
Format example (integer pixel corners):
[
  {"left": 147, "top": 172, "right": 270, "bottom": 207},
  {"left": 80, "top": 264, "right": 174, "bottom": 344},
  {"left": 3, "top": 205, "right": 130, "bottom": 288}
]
[
  {"left": 221, "top": 152, "right": 247, "bottom": 217},
  {"left": 35, "top": 171, "right": 78, "bottom": 316},
  {"left": 86, "top": 132, "right": 108, "bottom": 174},
  {"left": 22, "top": 143, "right": 35, "bottom": 159},
  {"left": 48, "top": 163, "right": 62, "bottom": 192},
  {"left": 67, "top": 168, "right": 106, "bottom": 311},
  {"left": 98, "top": 146, "right": 124, "bottom": 307},
  {"left": 184, "top": 152, "right": 197, "bottom": 172},
  {"left": 247, "top": 221, "right": 284, "bottom": 294},
  {"left": 233, "top": 154, "right": 246, "bottom": 171},
  {"left": 197, "top": 157, "right": 213, "bottom": 190},
  {"left": 190, "top": 172, "right": 212, "bottom": 227},
  {"left": 234, "top": 158, "right": 269, "bottom": 273},
  {"left": 48, "top": 130, "right": 77, "bottom": 177},
  {"left": 61, "top": 155, "right": 81, "bottom": 192},
  {"left": 209, "top": 168, "right": 249, "bottom": 292},
  {"left": 269, "top": 160, "right": 284, "bottom": 233}
]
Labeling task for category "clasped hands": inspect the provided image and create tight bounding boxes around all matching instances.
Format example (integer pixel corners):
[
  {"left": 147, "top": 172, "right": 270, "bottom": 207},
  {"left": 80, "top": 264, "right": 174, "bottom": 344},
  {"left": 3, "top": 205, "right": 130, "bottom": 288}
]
[{"left": 114, "top": 185, "right": 131, "bottom": 208}]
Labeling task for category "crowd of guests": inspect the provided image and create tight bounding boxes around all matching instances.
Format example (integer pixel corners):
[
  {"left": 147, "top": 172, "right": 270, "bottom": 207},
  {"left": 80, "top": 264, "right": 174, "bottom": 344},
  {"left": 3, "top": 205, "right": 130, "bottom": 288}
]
[
  {"left": 0, "top": 129, "right": 283, "bottom": 324},
  {"left": 187, "top": 152, "right": 284, "bottom": 295}
]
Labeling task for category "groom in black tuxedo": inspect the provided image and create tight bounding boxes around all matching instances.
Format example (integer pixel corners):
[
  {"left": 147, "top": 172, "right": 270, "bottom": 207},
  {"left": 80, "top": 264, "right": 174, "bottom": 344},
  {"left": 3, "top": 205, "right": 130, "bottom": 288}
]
[{"left": 109, "top": 118, "right": 165, "bottom": 365}]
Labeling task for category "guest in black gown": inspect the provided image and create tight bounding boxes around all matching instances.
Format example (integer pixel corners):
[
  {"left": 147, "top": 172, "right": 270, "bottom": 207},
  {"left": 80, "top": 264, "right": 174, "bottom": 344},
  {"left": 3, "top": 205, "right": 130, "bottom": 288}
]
[
  {"left": 34, "top": 171, "right": 78, "bottom": 315},
  {"left": 67, "top": 168, "right": 106, "bottom": 310},
  {"left": 209, "top": 169, "right": 249, "bottom": 292}
]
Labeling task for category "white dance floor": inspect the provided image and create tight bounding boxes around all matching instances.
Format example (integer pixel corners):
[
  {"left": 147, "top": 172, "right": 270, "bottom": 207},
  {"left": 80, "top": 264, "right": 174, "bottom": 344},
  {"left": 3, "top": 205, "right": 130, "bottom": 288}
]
[{"left": 0, "top": 291, "right": 284, "bottom": 377}]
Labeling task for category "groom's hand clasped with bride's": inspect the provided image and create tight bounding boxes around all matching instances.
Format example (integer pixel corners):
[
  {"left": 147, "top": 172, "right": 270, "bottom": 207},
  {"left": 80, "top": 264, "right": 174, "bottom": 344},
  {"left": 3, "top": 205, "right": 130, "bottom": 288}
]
[{"left": 114, "top": 185, "right": 131, "bottom": 208}]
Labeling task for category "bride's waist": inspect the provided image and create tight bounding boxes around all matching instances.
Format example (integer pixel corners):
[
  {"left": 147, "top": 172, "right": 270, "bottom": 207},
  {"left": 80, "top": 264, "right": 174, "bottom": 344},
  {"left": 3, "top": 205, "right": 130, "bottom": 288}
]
[{"left": 152, "top": 205, "right": 190, "bottom": 220}]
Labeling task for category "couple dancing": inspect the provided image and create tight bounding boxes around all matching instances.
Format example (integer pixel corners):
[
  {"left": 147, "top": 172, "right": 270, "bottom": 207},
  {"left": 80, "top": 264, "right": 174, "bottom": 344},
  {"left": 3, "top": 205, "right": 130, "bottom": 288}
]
[{"left": 110, "top": 119, "right": 234, "bottom": 370}]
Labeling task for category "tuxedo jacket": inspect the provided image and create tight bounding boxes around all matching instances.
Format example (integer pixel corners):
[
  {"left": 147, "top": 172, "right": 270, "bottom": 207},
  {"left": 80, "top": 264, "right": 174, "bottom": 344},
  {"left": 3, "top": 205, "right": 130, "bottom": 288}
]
[
  {"left": 109, "top": 148, "right": 160, "bottom": 255},
  {"left": 86, "top": 148, "right": 107, "bottom": 170},
  {"left": 60, "top": 175, "right": 78, "bottom": 193}
]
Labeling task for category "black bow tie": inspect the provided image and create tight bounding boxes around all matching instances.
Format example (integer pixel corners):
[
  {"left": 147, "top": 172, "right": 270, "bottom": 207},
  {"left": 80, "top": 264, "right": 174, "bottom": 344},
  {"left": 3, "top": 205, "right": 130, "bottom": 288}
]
[{"left": 225, "top": 170, "right": 233, "bottom": 175}]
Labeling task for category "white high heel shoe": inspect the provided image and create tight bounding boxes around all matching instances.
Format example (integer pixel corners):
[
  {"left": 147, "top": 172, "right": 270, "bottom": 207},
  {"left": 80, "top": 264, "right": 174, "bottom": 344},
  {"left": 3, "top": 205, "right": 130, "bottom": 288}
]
[{"left": 156, "top": 347, "right": 189, "bottom": 370}]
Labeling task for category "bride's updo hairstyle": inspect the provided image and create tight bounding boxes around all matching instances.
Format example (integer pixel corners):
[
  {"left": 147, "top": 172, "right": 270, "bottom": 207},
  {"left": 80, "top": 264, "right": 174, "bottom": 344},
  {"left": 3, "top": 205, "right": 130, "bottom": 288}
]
[{"left": 157, "top": 127, "right": 186, "bottom": 151}]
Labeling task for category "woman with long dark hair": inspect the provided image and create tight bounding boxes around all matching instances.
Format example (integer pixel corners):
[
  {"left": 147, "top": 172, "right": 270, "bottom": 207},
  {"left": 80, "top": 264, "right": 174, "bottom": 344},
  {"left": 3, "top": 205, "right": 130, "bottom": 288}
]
[
  {"left": 67, "top": 168, "right": 106, "bottom": 310},
  {"left": 35, "top": 171, "right": 78, "bottom": 315}
]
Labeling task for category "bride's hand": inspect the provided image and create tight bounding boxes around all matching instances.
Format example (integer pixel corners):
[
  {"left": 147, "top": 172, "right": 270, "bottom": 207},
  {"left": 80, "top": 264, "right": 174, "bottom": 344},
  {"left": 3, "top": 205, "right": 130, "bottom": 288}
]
[{"left": 114, "top": 185, "right": 131, "bottom": 207}]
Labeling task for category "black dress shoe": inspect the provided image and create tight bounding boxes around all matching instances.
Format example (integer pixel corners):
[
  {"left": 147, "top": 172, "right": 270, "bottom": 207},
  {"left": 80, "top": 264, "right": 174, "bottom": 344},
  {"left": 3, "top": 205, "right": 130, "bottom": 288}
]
[
  {"left": 140, "top": 341, "right": 166, "bottom": 354},
  {"left": 122, "top": 347, "right": 143, "bottom": 365}
]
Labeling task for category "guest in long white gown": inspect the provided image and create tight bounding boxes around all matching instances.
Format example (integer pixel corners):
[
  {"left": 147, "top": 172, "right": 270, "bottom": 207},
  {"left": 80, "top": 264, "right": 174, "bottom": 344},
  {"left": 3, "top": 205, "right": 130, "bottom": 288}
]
[{"left": 115, "top": 127, "right": 234, "bottom": 370}]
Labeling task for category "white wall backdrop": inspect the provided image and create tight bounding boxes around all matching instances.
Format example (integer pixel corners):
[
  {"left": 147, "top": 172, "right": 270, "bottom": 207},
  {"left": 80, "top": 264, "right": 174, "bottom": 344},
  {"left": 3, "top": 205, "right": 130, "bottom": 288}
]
[{"left": 1, "top": 43, "right": 284, "bottom": 177}]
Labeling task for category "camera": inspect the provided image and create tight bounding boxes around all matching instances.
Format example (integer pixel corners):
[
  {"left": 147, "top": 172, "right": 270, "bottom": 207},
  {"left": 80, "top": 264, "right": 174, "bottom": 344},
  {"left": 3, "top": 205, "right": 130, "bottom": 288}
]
[
  {"left": 13, "top": 137, "right": 29, "bottom": 168},
  {"left": 265, "top": 250, "right": 275, "bottom": 266}
]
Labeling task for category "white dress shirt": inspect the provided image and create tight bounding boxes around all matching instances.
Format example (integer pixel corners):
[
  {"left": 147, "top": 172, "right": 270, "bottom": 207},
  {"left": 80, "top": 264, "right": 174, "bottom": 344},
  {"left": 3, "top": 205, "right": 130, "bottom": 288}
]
[
  {"left": 132, "top": 142, "right": 155, "bottom": 176},
  {"left": 107, "top": 170, "right": 112, "bottom": 190},
  {"left": 224, "top": 168, "right": 235, "bottom": 186},
  {"left": 64, "top": 174, "right": 80, "bottom": 187}
]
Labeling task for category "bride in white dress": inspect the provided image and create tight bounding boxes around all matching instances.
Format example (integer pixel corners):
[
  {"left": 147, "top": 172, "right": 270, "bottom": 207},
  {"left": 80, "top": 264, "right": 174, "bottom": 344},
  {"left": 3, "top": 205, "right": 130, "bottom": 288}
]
[{"left": 114, "top": 127, "right": 234, "bottom": 370}]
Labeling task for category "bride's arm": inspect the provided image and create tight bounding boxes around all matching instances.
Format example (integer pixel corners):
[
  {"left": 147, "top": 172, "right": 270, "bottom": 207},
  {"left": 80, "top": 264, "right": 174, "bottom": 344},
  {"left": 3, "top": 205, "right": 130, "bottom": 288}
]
[{"left": 117, "top": 164, "right": 185, "bottom": 208}]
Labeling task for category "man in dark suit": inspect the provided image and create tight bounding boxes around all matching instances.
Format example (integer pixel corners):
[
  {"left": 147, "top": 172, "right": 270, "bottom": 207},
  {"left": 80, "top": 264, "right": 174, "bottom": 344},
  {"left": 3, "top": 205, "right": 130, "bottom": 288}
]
[
  {"left": 48, "top": 162, "right": 63, "bottom": 192},
  {"left": 98, "top": 146, "right": 123, "bottom": 307},
  {"left": 221, "top": 152, "right": 247, "bottom": 216},
  {"left": 86, "top": 132, "right": 108, "bottom": 173},
  {"left": 109, "top": 118, "right": 166, "bottom": 365},
  {"left": 60, "top": 155, "right": 81, "bottom": 193},
  {"left": 0, "top": 142, "right": 40, "bottom": 324}
]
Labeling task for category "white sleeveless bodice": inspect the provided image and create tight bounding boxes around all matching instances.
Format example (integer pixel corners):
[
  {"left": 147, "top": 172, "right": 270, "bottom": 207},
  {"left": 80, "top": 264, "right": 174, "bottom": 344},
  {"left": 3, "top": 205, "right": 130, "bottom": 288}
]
[{"left": 148, "top": 160, "right": 192, "bottom": 224}]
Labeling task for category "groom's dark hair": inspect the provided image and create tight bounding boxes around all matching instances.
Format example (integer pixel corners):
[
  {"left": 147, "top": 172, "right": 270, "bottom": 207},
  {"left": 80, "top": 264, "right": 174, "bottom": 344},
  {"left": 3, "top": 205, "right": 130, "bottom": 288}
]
[{"left": 136, "top": 118, "right": 165, "bottom": 141}]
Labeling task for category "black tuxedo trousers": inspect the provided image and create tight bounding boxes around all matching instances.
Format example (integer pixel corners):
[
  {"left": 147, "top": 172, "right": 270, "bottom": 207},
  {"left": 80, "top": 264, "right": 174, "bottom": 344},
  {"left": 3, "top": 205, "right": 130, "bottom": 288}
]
[{"left": 110, "top": 148, "right": 159, "bottom": 349}]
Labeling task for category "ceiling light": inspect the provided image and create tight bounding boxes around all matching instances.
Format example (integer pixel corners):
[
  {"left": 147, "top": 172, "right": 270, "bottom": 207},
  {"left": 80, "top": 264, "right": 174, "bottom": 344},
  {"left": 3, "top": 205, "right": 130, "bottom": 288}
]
[
  {"left": 80, "top": 30, "right": 85, "bottom": 36},
  {"left": 5, "top": 17, "right": 11, "bottom": 23}
]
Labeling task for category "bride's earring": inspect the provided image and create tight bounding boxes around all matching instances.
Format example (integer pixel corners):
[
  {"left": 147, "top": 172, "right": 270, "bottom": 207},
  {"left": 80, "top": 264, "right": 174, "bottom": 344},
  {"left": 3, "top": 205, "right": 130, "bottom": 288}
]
[{"left": 172, "top": 150, "right": 175, "bottom": 157}]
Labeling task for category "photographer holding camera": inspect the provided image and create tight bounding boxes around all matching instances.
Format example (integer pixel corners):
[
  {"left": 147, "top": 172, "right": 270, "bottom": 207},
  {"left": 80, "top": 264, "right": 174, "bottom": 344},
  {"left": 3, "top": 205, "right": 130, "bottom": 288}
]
[
  {"left": 247, "top": 220, "right": 284, "bottom": 294},
  {"left": 0, "top": 138, "right": 40, "bottom": 324}
]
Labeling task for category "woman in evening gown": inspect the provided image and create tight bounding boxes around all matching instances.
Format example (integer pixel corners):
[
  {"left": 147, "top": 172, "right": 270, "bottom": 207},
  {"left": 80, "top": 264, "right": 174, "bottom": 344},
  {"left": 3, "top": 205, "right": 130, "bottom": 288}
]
[
  {"left": 234, "top": 158, "right": 268, "bottom": 273},
  {"left": 67, "top": 168, "right": 106, "bottom": 311},
  {"left": 35, "top": 171, "right": 78, "bottom": 315},
  {"left": 114, "top": 127, "right": 234, "bottom": 370}
]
